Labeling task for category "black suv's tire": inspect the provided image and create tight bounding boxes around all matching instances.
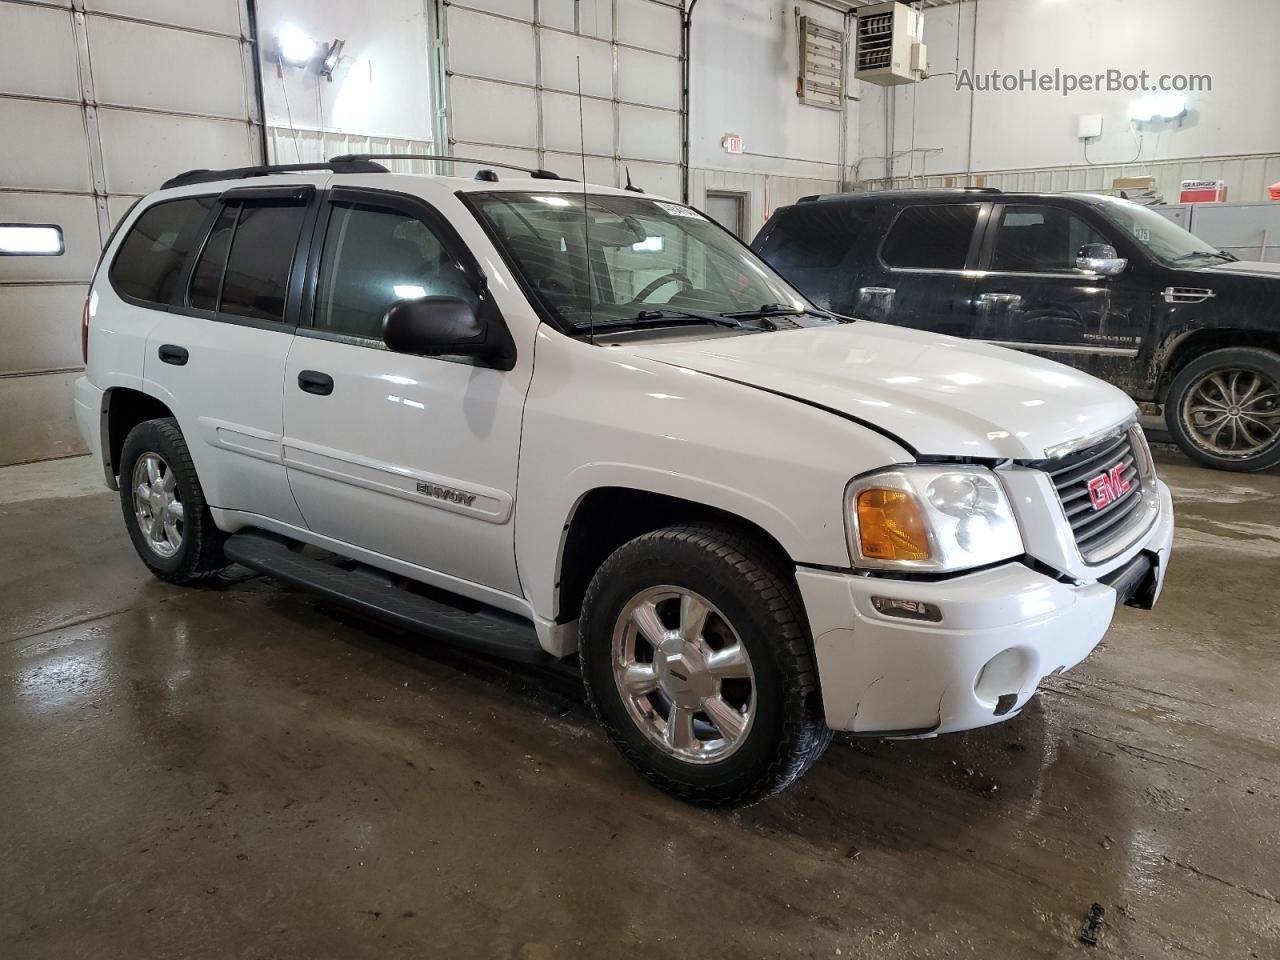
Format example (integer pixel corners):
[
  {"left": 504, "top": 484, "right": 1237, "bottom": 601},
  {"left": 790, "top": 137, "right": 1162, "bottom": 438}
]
[
  {"left": 579, "top": 522, "right": 831, "bottom": 806},
  {"left": 1165, "top": 347, "right": 1280, "bottom": 473},
  {"left": 118, "top": 417, "right": 227, "bottom": 584}
]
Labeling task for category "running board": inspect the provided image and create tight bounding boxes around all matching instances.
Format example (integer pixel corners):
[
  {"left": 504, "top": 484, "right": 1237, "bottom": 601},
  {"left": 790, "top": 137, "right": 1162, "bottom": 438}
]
[{"left": 223, "top": 530, "right": 549, "bottom": 664}]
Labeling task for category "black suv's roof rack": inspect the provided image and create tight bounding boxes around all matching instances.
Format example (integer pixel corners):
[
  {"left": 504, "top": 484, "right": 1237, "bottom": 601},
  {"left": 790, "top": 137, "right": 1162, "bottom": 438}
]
[
  {"left": 162, "top": 158, "right": 390, "bottom": 189},
  {"left": 330, "top": 153, "right": 566, "bottom": 180}
]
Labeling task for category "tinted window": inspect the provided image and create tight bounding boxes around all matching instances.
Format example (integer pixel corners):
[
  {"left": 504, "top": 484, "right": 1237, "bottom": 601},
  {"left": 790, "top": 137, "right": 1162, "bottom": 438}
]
[
  {"left": 313, "top": 203, "right": 477, "bottom": 340},
  {"left": 186, "top": 201, "right": 305, "bottom": 322},
  {"left": 110, "top": 196, "right": 215, "bottom": 304},
  {"left": 990, "top": 205, "right": 1109, "bottom": 273},
  {"left": 759, "top": 204, "right": 874, "bottom": 270},
  {"left": 881, "top": 204, "right": 980, "bottom": 270}
]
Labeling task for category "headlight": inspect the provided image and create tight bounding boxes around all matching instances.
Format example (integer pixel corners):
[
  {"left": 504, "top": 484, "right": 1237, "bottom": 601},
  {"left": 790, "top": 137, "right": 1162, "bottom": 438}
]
[{"left": 846, "top": 466, "right": 1023, "bottom": 572}]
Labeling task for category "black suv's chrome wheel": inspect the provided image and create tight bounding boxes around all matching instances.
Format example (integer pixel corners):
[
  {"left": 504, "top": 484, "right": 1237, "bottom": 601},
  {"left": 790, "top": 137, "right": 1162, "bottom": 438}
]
[{"left": 1167, "top": 347, "right": 1280, "bottom": 473}]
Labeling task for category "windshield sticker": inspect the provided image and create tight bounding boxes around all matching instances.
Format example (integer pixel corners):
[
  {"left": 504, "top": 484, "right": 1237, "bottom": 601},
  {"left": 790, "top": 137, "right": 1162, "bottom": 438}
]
[{"left": 654, "top": 200, "right": 701, "bottom": 219}]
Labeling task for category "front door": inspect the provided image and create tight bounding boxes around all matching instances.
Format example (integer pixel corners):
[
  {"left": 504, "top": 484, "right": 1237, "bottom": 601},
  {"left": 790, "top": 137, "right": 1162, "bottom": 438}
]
[
  {"left": 282, "top": 187, "right": 530, "bottom": 596},
  {"left": 970, "top": 203, "right": 1132, "bottom": 367}
]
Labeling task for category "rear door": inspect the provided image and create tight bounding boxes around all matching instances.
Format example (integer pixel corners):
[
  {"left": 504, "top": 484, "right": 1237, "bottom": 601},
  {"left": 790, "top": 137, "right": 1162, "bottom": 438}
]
[
  {"left": 140, "top": 184, "right": 316, "bottom": 526},
  {"left": 969, "top": 202, "right": 1119, "bottom": 362},
  {"left": 873, "top": 202, "right": 985, "bottom": 336},
  {"left": 281, "top": 186, "right": 530, "bottom": 597}
]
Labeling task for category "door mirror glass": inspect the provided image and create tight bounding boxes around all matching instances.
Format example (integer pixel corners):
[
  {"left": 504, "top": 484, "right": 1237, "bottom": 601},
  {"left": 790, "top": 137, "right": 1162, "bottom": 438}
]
[
  {"left": 1077, "top": 243, "right": 1128, "bottom": 276},
  {"left": 382, "top": 296, "right": 490, "bottom": 357}
]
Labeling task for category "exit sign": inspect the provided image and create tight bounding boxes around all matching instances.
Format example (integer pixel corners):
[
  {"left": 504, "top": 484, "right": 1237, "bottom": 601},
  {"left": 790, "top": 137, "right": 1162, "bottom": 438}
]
[{"left": 722, "top": 134, "right": 743, "bottom": 155}]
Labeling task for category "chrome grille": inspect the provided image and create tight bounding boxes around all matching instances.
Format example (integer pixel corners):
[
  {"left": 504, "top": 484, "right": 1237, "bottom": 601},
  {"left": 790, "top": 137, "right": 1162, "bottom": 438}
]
[{"left": 1032, "top": 429, "right": 1145, "bottom": 559}]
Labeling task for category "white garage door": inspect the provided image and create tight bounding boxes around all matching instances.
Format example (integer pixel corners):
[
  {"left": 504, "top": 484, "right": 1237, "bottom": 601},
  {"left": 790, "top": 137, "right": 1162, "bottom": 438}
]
[
  {"left": 443, "top": 0, "right": 683, "bottom": 198},
  {"left": 0, "top": 0, "right": 262, "bottom": 465}
]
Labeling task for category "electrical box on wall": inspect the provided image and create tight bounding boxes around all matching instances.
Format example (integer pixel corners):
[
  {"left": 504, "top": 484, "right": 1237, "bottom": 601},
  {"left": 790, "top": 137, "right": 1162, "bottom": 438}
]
[
  {"left": 855, "top": 1, "right": 926, "bottom": 87},
  {"left": 798, "top": 17, "right": 845, "bottom": 110},
  {"left": 1078, "top": 114, "right": 1104, "bottom": 140}
]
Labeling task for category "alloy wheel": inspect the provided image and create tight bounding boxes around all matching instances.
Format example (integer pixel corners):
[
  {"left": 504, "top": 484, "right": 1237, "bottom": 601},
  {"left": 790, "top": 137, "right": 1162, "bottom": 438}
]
[
  {"left": 132, "top": 452, "right": 184, "bottom": 559},
  {"left": 611, "top": 585, "right": 756, "bottom": 764},
  {"left": 1181, "top": 368, "right": 1280, "bottom": 459}
]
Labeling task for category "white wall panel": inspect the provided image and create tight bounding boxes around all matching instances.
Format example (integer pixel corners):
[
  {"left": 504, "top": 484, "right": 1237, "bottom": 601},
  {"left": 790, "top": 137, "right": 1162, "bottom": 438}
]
[
  {"left": 538, "top": 0, "right": 612, "bottom": 40},
  {"left": 619, "top": 104, "right": 680, "bottom": 163},
  {"left": 618, "top": 46, "right": 680, "bottom": 110},
  {"left": 87, "top": 16, "right": 247, "bottom": 118},
  {"left": 623, "top": 161, "right": 682, "bottom": 200},
  {"left": 0, "top": 100, "right": 93, "bottom": 192},
  {"left": 84, "top": 0, "right": 242, "bottom": 35},
  {"left": 538, "top": 31, "right": 613, "bottom": 98},
  {"left": 453, "top": 0, "right": 534, "bottom": 22},
  {"left": 0, "top": 284, "right": 88, "bottom": 373},
  {"left": 0, "top": 372, "right": 86, "bottom": 464},
  {"left": 543, "top": 152, "right": 617, "bottom": 185},
  {"left": 450, "top": 76, "right": 538, "bottom": 148},
  {"left": 540, "top": 92, "right": 614, "bottom": 155},
  {"left": 447, "top": 7, "right": 537, "bottom": 85},
  {"left": 0, "top": 3, "right": 79, "bottom": 99},
  {"left": 0, "top": 193, "right": 100, "bottom": 284},
  {"left": 616, "top": 0, "right": 680, "bottom": 54},
  {"left": 448, "top": 146, "right": 541, "bottom": 180},
  {"left": 97, "top": 109, "right": 253, "bottom": 194}
]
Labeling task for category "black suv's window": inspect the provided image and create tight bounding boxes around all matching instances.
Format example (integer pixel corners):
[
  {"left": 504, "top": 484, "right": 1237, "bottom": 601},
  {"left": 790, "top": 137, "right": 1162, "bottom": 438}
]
[
  {"left": 881, "top": 204, "right": 980, "bottom": 270},
  {"left": 110, "top": 196, "right": 215, "bottom": 305},
  {"left": 990, "top": 205, "right": 1108, "bottom": 273},
  {"left": 186, "top": 200, "right": 306, "bottom": 322},
  {"left": 760, "top": 204, "right": 875, "bottom": 270},
  {"left": 313, "top": 202, "right": 477, "bottom": 340}
]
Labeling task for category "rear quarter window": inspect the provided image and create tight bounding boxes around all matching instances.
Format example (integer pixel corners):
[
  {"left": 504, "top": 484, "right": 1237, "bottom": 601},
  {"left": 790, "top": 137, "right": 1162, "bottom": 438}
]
[
  {"left": 109, "top": 196, "right": 216, "bottom": 305},
  {"left": 758, "top": 203, "right": 874, "bottom": 271}
]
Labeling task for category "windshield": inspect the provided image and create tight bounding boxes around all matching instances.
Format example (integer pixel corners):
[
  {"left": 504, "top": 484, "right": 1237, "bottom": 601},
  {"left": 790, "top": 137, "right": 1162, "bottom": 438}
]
[
  {"left": 1092, "top": 196, "right": 1227, "bottom": 266},
  {"left": 468, "top": 191, "right": 838, "bottom": 333}
]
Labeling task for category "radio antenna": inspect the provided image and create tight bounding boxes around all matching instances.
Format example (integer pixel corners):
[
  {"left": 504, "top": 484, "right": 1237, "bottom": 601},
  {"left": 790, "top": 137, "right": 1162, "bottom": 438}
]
[{"left": 576, "top": 57, "right": 595, "bottom": 345}]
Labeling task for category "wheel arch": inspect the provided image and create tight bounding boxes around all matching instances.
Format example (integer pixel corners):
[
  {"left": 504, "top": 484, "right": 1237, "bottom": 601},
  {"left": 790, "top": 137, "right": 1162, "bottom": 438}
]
[
  {"left": 554, "top": 486, "right": 798, "bottom": 630},
  {"left": 103, "top": 386, "right": 176, "bottom": 481},
  {"left": 1156, "top": 328, "right": 1280, "bottom": 402}
]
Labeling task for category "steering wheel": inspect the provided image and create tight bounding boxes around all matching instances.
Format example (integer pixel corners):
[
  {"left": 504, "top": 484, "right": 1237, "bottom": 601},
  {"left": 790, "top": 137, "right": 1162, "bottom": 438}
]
[{"left": 630, "top": 270, "right": 693, "bottom": 304}]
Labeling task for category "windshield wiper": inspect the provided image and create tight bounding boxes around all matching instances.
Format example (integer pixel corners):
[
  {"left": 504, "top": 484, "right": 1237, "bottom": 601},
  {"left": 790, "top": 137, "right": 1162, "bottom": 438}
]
[
  {"left": 1171, "top": 251, "right": 1235, "bottom": 264},
  {"left": 596, "top": 309, "right": 749, "bottom": 331},
  {"left": 721, "top": 303, "right": 844, "bottom": 323}
]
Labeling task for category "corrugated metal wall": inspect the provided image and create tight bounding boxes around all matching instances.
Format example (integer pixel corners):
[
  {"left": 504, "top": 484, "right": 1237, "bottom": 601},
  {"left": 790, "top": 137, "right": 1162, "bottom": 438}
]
[
  {"left": 0, "top": 0, "right": 262, "bottom": 466},
  {"left": 860, "top": 152, "right": 1280, "bottom": 204},
  {"left": 689, "top": 168, "right": 841, "bottom": 240}
]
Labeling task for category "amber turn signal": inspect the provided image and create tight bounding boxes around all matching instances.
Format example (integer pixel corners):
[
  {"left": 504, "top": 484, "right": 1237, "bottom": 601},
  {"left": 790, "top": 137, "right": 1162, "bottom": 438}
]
[{"left": 856, "top": 488, "right": 931, "bottom": 562}]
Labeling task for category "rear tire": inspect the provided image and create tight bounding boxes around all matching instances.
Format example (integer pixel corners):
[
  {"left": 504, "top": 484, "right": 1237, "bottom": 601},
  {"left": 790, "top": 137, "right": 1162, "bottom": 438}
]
[
  {"left": 118, "top": 418, "right": 227, "bottom": 584},
  {"left": 579, "top": 522, "right": 831, "bottom": 806},
  {"left": 1165, "top": 347, "right": 1280, "bottom": 472}
]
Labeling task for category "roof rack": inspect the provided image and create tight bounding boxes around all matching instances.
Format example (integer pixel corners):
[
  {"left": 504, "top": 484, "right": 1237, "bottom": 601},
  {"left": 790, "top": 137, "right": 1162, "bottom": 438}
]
[
  {"left": 161, "top": 158, "right": 390, "bottom": 189},
  {"left": 329, "top": 153, "right": 566, "bottom": 180}
]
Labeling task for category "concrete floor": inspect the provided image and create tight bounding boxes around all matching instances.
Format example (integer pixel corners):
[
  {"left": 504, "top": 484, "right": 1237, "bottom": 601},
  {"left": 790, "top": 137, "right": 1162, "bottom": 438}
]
[{"left": 2, "top": 450, "right": 1278, "bottom": 959}]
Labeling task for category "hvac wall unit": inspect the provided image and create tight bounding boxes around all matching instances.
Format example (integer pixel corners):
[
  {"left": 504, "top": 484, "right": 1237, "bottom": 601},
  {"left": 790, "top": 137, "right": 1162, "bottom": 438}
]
[
  {"left": 855, "top": 1, "right": 927, "bottom": 87},
  {"left": 797, "top": 16, "right": 845, "bottom": 110}
]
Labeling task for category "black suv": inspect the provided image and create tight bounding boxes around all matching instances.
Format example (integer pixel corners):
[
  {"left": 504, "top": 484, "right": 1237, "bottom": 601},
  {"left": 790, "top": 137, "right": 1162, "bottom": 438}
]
[{"left": 752, "top": 189, "right": 1280, "bottom": 472}]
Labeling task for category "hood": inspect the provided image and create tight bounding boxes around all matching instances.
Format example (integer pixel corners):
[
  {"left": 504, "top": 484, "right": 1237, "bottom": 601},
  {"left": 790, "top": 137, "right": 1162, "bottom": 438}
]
[
  {"left": 627, "top": 322, "right": 1136, "bottom": 460},
  {"left": 1197, "top": 260, "right": 1280, "bottom": 279}
]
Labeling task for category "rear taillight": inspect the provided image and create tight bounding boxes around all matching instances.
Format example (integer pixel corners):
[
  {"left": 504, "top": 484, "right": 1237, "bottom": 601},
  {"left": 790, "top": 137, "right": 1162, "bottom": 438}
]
[{"left": 81, "top": 294, "right": 90, "bottom": 364}]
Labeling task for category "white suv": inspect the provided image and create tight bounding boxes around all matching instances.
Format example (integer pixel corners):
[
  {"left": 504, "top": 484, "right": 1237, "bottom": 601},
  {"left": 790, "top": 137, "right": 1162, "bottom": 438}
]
[{"left": 74, "top": 157, "right": 1174, "bottom": 805}]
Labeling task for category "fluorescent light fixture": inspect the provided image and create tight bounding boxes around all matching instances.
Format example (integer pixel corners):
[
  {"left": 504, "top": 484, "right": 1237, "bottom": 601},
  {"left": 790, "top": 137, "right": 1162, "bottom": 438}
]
[
  {"left": 0, "top": 223, "right": 63, "bottom": 256},
  {"left": 393, "top": 284, "right": 427, "bottom": 299},
  {"left": 276, "top": 25, "right": 319, "bottom": 66},
  {"left": 632, "top": 236, "right": 664, "bottom": 252},
  {"left": 1129, "top": 93, "right": 1187, "bottom": 123}
]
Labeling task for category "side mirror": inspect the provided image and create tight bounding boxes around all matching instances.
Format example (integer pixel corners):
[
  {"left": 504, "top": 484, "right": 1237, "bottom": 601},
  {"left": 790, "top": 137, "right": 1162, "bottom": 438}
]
[
  {"left": 1077, "top": 243, "right": 1128, "bottom": 277},
  {"left": 382, "top": 296, "right": 492, "bottom": 358}
]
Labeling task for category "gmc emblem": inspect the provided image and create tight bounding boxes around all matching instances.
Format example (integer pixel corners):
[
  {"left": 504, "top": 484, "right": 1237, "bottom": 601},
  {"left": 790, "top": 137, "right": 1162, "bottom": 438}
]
[{"left": 1087, "top": 464, "right": 1131, "bottom": 510}]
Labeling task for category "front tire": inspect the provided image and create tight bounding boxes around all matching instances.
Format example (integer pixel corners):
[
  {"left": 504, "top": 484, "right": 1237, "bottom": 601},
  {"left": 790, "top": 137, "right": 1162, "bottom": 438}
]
[
  {"left": 1165, "top": 347, "right": 1280, "bottom": 472},
  {"left": 579, "top": 523, "right": 831, "bottom": 806},
  {"left": 118, "top": 418, "right": 227, "bottom": 584}
]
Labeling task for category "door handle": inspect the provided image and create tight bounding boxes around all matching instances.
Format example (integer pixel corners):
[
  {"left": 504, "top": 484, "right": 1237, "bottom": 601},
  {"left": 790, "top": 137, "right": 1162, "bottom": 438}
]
[
  {"left": 297, "top": 370, "right": 334, "bottom": 396},
  {"left": 157, "top": 344, "right": 188, "bottom": 366},
  {"left": 859, "top": 286, "right": 896, "bottom": 296},
  {"left": 979, "top": 293, "right": 1023, "bottom": 306}
]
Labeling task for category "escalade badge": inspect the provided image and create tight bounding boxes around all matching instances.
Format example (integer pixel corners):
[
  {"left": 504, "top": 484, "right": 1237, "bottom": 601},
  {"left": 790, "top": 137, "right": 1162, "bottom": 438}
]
[
  {"left": 416, "top": 481, "right": 477, "bottom": 507},
  {"left": 1087, "top": 464, "right": 1131, "bottom": 511}
]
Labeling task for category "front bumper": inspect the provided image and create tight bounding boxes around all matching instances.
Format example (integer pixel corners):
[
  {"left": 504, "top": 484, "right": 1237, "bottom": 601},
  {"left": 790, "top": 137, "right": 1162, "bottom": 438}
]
[{"left": 798, "top": 479, "right": 1173, "bottom": 735}]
